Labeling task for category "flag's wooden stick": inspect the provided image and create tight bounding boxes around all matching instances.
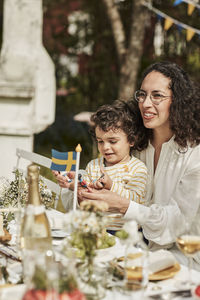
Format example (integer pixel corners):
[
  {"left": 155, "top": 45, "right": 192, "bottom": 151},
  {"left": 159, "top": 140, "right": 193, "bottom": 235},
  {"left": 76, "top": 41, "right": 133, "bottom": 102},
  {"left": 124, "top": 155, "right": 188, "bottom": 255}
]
[{"left": 73, "top": 144, "right": 82, "bottom": 211}]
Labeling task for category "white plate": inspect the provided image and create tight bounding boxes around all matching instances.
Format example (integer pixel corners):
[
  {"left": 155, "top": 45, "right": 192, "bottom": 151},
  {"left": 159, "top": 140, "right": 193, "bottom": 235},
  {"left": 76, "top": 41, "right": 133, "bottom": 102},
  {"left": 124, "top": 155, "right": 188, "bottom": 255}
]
[
  {"left": 51, "top": 229, "right": 70, "bottom": 238},
  {"left": 95, "top": 237, "right": 125, "bottom": 263}
]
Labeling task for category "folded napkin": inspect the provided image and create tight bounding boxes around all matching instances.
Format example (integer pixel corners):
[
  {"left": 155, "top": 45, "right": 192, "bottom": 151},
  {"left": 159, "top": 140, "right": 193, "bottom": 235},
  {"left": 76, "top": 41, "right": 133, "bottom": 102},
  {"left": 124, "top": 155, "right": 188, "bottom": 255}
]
[
  {"left": 148, "top": 250, "right": 177, "bottom": 274},
  {"left": 124, "top": 249, "right": 176, "bottom": 274},
  {"left": 46, "top": 209, "right": 66, "bottom": 230}
]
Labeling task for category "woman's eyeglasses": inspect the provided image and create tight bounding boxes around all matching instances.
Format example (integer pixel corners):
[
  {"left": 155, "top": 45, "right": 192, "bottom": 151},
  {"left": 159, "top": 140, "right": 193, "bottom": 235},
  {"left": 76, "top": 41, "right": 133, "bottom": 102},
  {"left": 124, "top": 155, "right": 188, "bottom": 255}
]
[{"left": 134, "top": 90, "right": 171, "bottom": 105}]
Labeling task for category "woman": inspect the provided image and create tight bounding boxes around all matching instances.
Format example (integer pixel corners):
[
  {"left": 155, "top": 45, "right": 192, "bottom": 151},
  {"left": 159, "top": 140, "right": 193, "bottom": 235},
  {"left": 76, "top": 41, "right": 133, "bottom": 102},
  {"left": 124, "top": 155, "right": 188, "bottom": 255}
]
[{"left": 79, "top": 61, "right": 200, "bottom": 268}]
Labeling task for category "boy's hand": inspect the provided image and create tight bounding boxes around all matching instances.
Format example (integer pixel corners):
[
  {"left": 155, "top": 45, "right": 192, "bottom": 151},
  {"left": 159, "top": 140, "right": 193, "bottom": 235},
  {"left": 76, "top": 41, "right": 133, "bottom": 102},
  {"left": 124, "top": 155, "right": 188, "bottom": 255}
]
[
  {"left": 92, "top": 167, "right": 112, "bottom": 190},
  {"left": 52, "top": 170, "right": 75, "bottom": 190}
]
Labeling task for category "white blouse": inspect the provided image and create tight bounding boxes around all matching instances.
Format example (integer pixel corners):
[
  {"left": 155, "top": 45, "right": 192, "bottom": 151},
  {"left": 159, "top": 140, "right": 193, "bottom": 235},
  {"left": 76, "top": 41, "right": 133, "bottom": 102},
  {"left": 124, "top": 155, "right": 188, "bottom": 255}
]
[{"left": 125, "top": 137, "right": 200, "bottom": 267}]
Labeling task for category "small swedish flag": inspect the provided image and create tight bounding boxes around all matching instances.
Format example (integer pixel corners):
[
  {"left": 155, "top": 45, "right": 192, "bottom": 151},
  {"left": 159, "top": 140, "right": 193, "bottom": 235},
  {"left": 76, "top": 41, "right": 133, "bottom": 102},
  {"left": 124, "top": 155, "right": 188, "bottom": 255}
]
[{"left": 51, "top": 149, "right": 77, "bottom": 172}]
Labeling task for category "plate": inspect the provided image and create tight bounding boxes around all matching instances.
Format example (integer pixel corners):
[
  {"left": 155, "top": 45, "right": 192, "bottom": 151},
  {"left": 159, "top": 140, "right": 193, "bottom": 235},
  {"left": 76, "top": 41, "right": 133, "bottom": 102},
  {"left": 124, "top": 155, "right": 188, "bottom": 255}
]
[
  {"left": 149, "top": 263, "right": 181, "bottom": 281},
  {"left": 115, "top": 254, "right": 181, "bottom": 281},
  {"left": 127, "top": 263, "right": 180, "bottom": 281},
  {"left": 51, "top": 229, "right": 70, "bottom": 238}
]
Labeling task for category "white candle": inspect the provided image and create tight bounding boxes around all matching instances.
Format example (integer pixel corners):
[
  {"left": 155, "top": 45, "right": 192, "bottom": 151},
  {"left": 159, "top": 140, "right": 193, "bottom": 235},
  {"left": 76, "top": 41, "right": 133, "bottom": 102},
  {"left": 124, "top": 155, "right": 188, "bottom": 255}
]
[{"left": 73, "top": 144, "right": 82, "bottom": 211}]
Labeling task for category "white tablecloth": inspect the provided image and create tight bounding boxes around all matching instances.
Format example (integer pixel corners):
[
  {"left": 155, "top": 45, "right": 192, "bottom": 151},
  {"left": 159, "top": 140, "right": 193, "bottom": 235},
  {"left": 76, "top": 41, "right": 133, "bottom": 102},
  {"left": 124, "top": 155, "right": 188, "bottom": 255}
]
[
  {"left": 1, "top": 210, "right": 200, "bottom": 300},
  {"left": 1, "top": 249, "right": 200, "bottom": 300}
]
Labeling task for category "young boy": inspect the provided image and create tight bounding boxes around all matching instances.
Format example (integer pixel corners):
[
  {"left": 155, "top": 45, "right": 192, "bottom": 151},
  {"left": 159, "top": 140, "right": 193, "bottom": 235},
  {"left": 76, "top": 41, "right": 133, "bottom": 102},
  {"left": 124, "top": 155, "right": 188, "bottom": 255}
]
[
  {"left": 83, "top": 100, "right": 147, "bottom": 204},
  {"left": 54, "top": 100, "right": 147, "bottom": 205}
]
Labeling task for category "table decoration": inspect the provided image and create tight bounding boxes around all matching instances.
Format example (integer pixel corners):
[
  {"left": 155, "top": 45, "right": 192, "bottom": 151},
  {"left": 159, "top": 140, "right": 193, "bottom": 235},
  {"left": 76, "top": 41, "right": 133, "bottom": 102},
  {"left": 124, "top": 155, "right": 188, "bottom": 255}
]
[
  {"left": 21, "top": 256, "right": 86, "bottom": 300},
  {"left": 0, "top": 169, "right": 55, "bottom": 229},
  {"left": 73, "top": 144, "right": 82, "bottom": 211},
  {"left": 61, "top": 200, "right": 115, "bottom": 300},
  {"left": 50, "top": 145, "right": 81, "bottom": 212}
]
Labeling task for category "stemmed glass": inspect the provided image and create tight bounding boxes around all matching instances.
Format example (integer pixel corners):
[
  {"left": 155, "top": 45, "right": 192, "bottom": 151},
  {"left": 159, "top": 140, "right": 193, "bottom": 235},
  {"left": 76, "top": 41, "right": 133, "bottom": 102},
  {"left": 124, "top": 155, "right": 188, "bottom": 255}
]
[
  {"left": 110, "top": 219, "right": 149, "bottom": 294},
  {"left": 175, "top": 214, "right": 200, "bottom": 288}
]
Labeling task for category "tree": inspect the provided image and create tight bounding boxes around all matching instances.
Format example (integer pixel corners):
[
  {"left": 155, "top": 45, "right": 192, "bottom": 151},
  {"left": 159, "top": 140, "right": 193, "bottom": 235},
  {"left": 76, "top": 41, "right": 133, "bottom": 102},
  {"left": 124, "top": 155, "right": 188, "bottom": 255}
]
[{"left": 102, "top": 0, "right": 149, "bottom": 100}]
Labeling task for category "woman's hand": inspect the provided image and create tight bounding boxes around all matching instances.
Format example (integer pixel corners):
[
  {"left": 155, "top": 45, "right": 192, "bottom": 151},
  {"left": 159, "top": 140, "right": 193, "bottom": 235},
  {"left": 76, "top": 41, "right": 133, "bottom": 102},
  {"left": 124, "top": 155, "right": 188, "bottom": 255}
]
[
  {"left": 52, "top": 170, "right": 75, "bottom": 190},
  {"left": 78, "top": 188, "right": 130, "bottom": 215}
]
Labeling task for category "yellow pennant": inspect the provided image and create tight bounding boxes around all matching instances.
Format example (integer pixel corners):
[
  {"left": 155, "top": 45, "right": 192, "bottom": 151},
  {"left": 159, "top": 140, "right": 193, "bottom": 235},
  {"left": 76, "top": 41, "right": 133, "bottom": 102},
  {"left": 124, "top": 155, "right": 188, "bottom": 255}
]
[
  {"left": 186, "top": 28, "right": 195, "bottom": 41},
  {"left": 187, "top": 4, "right": 195, "bottom": 15},
  {"left": 164, "top": 18, "right": 173, "bottom": 31}
]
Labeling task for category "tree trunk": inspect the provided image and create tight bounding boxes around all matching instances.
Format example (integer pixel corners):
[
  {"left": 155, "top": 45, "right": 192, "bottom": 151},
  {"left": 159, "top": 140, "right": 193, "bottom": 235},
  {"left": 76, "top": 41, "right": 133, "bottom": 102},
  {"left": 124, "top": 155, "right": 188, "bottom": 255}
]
[
  {"left": 102, "top": 0, "right": 126, "bottom": 62},
  {"left": 102, "top": 0, "right": 149, "bottom": 101},
  {"left": 118, "top": 0, "right": 149, "bottom": 100}
]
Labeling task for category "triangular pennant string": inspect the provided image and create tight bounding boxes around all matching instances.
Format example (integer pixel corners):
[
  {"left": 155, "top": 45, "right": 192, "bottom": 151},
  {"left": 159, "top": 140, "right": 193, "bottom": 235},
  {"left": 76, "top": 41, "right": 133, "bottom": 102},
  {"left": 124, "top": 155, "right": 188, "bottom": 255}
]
[
  {"left": 173, "top": 0, "right": 183, "bottom": 6},
  {"left": 176, "top": 23, "right": 183, "bottom": 33},
  {"left": 164, "top": 18, "right": 174, "bottom": 31},
  {"left": 186, "top": 28, "right": 195, "bottom": 41},
  {"left": 187, "top": 3, "right": 195, "bottom": 15},
  {"left": 142, "top": 1, "right": 200, "bottom": 41},
  {"left": 174, "top": 0, "right": 200, "bottom": 9},
  {"left": 156, "top": 14, "right": 163, "bottom": 21}
]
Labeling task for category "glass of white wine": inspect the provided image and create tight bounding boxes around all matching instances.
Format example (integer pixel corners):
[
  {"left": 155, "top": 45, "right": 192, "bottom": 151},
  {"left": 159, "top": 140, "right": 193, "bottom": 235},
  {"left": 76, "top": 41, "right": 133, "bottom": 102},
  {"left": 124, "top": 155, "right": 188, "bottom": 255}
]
[{"left": 175, "top": 215, "right": 200, "bottom": 287}]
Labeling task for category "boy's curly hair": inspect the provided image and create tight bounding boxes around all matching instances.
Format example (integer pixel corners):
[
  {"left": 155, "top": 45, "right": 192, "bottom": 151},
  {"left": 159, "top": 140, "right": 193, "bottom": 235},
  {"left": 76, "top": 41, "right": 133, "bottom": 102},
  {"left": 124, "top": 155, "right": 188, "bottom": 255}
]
[
  {"left": 90, "top": 100, "right": 140, "bottom": 150},
  {"left": 129, "top": 61, "right": 200, "bottom": 150}
]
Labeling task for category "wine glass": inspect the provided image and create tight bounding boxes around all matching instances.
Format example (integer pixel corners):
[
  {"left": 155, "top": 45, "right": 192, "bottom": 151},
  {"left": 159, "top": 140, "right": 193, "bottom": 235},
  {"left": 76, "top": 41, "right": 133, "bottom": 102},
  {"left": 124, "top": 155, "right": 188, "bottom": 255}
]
[
  {"left": 111, "top": 219, "right": 149, "bottom": 295},
  {"left": 175, "top": 214, "right": 200, "bottom": 288}
]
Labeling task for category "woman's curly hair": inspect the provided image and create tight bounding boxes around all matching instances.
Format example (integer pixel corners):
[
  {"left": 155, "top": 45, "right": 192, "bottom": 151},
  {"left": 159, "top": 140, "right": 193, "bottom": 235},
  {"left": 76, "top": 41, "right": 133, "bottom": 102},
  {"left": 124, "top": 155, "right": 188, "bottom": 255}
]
[
  {"left": 90, "top": 100, "right": 140, "bottom": 152},
  {"left": 128, "top": 61, "right": 200, "bottom": 151}
]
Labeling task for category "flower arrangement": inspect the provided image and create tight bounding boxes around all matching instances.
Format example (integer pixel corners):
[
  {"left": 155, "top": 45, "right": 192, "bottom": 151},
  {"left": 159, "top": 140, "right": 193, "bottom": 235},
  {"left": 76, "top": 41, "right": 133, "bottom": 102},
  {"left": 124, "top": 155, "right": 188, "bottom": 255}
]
[
  {"left": 22, "top": 264, "right": 87, "bottom": 300},
  {"left": 63, "top": 200, "right": 115, "bottom": 259},
  {"left": 62, "top": 201, "right": 116, "bottom": 300},
  {"left": 0, "top": 169, "right": 55, "bottom": 228}
]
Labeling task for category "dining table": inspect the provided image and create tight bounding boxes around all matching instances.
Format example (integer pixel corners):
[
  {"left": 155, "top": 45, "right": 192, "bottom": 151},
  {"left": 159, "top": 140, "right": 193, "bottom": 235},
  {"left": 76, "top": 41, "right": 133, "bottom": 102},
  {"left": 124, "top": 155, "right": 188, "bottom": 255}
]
[{"left": 0, "top": 208, "right": 200, "bottom": 300}]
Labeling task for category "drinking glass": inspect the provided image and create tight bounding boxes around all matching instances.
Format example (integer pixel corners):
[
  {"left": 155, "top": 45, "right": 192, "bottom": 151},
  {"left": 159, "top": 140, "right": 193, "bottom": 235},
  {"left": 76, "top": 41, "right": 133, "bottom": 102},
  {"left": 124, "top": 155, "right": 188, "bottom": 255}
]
[
  {"left": 175, "top": 214, "right": 200, "bottom": 287},
  {"left": 110, "top": 219, "right": 149, "bottom": 294}
]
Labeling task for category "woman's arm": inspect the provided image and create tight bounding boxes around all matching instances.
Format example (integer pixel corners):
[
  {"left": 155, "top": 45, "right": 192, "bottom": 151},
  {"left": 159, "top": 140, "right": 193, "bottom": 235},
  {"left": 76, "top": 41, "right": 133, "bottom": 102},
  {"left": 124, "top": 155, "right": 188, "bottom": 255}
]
[
  {"left": 79, "top": 188, "right": 130, "bottom": 215},
  {"left": 80, "top": 148, "right": 200, "bottom": 247}
]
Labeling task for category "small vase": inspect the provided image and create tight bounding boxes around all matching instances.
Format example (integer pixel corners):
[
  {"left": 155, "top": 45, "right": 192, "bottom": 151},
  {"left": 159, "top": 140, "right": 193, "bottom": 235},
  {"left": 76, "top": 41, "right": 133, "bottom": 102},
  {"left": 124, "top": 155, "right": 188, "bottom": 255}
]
[{"left": 77, "top": 256, "right": 106, "bottom": 300}]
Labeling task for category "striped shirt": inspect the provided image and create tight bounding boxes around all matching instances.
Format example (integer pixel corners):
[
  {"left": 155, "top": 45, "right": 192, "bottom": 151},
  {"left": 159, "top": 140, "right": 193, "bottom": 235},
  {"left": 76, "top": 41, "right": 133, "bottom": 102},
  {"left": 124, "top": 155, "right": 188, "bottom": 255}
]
[{"left": 84, "top": 156, "right": 147, "bottom": 204}]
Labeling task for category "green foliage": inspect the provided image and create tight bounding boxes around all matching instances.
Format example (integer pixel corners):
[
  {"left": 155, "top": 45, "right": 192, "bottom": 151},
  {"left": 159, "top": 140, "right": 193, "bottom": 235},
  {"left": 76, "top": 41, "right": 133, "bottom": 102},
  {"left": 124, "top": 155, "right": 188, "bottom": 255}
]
[
  {"left": 0, "top": 170, "right": 55, "bottom": 228},
  {"left": 32, "top": 265, "right": 47, "bottom": 290},
  {"left": 32, "top": 264, "right": 78, "bottom": 293}
]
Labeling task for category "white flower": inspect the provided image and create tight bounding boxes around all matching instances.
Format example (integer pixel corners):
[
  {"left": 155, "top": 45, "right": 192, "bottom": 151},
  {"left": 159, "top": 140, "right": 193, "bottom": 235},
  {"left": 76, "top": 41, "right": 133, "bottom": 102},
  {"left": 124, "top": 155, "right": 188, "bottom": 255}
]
[
  {"left": 0, "top": 177, "right": 10, "bottom": 198},
  {"left": 123, "top": 220, "right": 141, "bottom": 245},
  {"left": 82, "top": 214, "right": 99, "bottom": 234}
]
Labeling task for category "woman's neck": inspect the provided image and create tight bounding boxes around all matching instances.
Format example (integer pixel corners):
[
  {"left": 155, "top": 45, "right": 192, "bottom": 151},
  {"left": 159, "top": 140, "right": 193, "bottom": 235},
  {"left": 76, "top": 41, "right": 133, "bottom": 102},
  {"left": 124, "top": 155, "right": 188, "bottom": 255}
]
[{"left": 151, "top": 128, "right": 173, "bottom": 149}]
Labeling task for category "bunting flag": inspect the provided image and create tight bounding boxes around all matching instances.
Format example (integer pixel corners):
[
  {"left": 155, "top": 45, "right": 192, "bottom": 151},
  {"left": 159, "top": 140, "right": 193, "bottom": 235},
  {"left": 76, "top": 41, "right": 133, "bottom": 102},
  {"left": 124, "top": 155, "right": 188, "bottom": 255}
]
[
  {"left": 164, "top": 18, "right": 174, "bottom": 30},
  {"left": 186, "top": 28, "right": 195, "bottom": 41},
  {"left": 51, "top": 149, "right": 77, "bottom": 172},
  {"left": 143, "top": 1, "right": 200, "bottom": 42},
  {"left": 188, "top": 3, "right": 195, "bottom": 15},
  {"left": 173, "top": 0, "right": 200, "bottom": 10},
  {"left": 173, "top": 0, "right": 183, "bottom": 6}
]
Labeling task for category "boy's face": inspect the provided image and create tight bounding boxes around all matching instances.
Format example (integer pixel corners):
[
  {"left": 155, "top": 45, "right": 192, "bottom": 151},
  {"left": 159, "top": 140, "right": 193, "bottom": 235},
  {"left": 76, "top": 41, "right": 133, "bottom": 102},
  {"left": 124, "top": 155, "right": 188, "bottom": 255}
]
[{"left": 95, "top": 126, "right": 133, "bottom": 166}]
